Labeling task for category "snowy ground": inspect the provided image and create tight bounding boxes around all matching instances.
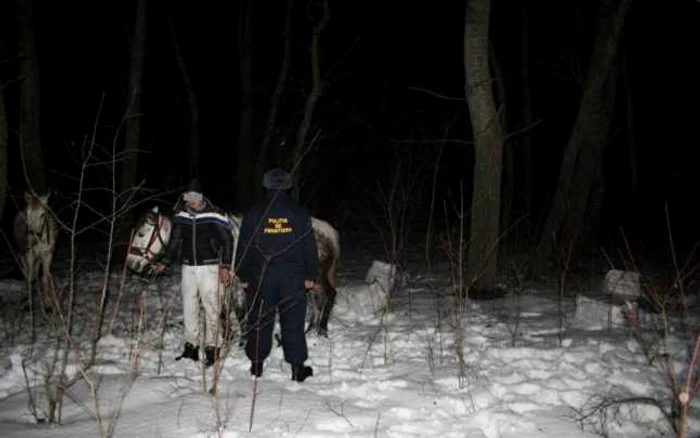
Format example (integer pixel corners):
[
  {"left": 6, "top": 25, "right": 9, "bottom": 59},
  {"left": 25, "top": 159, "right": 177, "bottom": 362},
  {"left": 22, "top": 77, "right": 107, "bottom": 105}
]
[{"left": 0, "top": 241, "right": 698, "bottom": 438}]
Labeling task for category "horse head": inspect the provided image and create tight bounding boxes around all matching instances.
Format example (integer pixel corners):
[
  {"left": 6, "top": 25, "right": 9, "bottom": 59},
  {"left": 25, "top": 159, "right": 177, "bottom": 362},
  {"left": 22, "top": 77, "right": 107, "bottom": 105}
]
[
  {"left": 126, "top": 206, "right": 173, "bottom": 275},
  {"left": 13, "top": 191, "right": 54, "bottom": 255},
  {"left": 24, "top": 191, "right": 52, "bottom": 241}
]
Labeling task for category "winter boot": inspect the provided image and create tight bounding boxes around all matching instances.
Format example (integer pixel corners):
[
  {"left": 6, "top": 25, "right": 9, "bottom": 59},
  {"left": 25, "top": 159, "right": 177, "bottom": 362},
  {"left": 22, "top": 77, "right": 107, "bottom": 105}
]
[
  {"left": 176, "top": 342, "right": 199, "bottom": 362},
  {"left": 291, "top": 363, "right": 313, "bottom": 382},
  {"left": 204, "top": 346, "right": 220, "bottom": 368},
  {"left": 250, "top": 362, "right": 263, "bottom": 378}
]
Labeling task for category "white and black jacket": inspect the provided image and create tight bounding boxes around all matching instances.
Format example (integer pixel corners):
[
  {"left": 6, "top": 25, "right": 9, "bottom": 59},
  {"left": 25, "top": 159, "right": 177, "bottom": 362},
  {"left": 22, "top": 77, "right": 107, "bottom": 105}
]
[{"left": 162, "top": 203, "right": 233, "bottom": 267}]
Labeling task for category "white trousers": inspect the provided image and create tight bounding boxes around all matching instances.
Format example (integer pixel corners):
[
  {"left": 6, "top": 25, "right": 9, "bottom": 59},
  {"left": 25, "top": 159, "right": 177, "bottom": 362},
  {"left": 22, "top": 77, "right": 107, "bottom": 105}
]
[{"left": 181, "top": 264, "right": 224, "bottom": 347}]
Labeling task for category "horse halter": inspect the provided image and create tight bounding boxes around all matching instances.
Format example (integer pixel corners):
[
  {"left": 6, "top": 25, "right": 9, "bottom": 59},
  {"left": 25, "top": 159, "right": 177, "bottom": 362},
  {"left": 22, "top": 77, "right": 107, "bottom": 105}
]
[{"left": 130, "top": 213, "right": 167, "bottom": 263}]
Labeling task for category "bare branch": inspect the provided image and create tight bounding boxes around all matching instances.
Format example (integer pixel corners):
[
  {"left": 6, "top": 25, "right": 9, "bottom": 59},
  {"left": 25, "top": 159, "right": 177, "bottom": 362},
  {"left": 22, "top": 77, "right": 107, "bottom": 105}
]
[{"left": 408, "top": 85, "right": 466, "bottom": 102}]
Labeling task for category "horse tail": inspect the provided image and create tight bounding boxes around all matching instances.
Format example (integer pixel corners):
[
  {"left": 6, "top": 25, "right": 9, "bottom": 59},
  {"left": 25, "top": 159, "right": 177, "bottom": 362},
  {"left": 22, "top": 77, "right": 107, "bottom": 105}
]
[{"left": 326, "top": 227, "right": 340, "bottom": 290}]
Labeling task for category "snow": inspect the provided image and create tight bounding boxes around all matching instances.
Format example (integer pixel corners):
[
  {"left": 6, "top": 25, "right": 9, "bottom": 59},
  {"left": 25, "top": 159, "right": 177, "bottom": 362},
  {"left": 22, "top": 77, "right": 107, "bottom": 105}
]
[{"left": 0, "top": 243, "right": 698, "bottom": 438}]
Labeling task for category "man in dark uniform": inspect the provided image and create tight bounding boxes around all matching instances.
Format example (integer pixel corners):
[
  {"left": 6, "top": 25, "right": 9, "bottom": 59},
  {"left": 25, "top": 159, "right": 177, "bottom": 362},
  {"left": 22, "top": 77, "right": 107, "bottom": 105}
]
[
  {"left": 156, "top": 179, "right": 233, "bottom": 367},
  {"left": 235, "top": 168, "right": 318, "bottom": 382}
]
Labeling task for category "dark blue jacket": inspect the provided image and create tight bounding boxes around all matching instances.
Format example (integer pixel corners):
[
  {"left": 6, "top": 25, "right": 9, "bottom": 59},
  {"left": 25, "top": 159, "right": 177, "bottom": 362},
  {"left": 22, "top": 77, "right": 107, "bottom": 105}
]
[
  {"left": 235, "top": 191, "right": 319, "bottom": 283},
  {"left": 162, "top": 202, "right": 233, "bottom": 266}
]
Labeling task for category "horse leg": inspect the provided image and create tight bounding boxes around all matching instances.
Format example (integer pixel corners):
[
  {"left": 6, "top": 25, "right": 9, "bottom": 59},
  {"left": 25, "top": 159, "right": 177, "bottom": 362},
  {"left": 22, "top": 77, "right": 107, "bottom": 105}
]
[
  {"left": 24, "top": 254, "right": 37, "bottom": 339},
  {"left": 228, "top": 283, "right": 248, "bottom": 346},
  {"left": 310, "top": 245, "right": 339, "bottom": 337},
  {"left": 308, "top": 280, "right": 336, "bottom": 337},
  {"left": 40, "top": 253, "right": 54, "bottom": 311},
  {"left": 217, "top": 280, "right": 235, "bottom": 348},
  {"left": 305, "top": 294, "right": 318, "bottom": 335},
  {"left": 316, "top": 283, "right": 337, "bottom": 337}
]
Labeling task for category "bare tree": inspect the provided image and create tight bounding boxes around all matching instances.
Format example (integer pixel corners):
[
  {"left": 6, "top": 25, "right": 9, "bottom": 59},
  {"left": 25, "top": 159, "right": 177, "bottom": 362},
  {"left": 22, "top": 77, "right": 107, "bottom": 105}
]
[
  {"left": 169, "top": 19, "right": 200, "bottom": 181},
  {"left": 620, "top": 36, "right": 637, "bottom": 222},
  {"left": 255, "top": 0, "right": 295, "bottom": 202},
  {"left": 16, "top": 0, "right": 46, "bottom": 194},
  {"left": 236, "top": 0, "right": 255, "bottom": 208},
  {"left": 464, "top": 0, "right": 505, "bottom": 296},
  {"left": 120, "top": 0, "right": 148, "bottom": 195},
  {"left": 290, "top": 0, "right": 331, "bottom": 200},
  {"left": 502, "top": 4, "right": 535, "bottom": 244},
  {"left": 0, "top": 79, "right": 7, "bottom": 221},
  {"left": 519, "top": 5, "right": 535, "bottom": 240},
  {"left": 531, "top": 0, "right": 632, "bottom": 276}
]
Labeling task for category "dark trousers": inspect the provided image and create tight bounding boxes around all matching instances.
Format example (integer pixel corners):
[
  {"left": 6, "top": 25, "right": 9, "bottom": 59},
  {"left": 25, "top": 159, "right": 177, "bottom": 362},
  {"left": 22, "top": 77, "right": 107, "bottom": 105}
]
[{"left": 245, "top": 271, "right": 308, "bottom": 365}]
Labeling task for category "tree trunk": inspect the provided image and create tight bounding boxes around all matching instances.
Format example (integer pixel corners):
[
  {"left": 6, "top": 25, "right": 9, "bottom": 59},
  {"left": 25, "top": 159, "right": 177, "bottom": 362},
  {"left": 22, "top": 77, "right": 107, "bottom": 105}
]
[
  {"left": 464, "top": 0, "right": 504, "bottom": 296},
  {"left": 236, "top": 0, "right": 255, "bottom": 209},
  {"left": 256, "top": 0, "right": 294, "bottom": 202},
  {"left": 120, "top": 0, "right": 148, "bottom": 195},
  {"left": 290, "top": 0, "right": 330, "bottom": 201},
  {"left": 16, "top": 0, "right": 46, "bottom": 195},
  {"left": 520, "top": 4, "right": 534, "bottom": 240},
  {"left": 490, "top": 41, "right": 511, "bottom": 237},
  {"left": 169, "top": 19, "right": 199, "bottom": 181},
  {"left": 0, "top": 81, "right": 7, "bottom": 221},
  {"left": 621, "top": 37, "right": 637, "bottom": 213},
  {"left": 531, "top": 0, "right": 631, "bottom": 276}
]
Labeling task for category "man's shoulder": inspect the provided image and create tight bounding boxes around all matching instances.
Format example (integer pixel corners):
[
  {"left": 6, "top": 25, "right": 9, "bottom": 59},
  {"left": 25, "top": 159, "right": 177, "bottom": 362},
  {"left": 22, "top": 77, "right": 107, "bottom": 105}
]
[
  {"left": 192, "top": 205, "right": 231, "bottom": 227},
  {"left": 203, "top": 201, "right": 224, "bottom": 214},
  {"left": 292, "top": 204, "right": 312, "bottom": 221},
  {"left": 173, "top": 210, "right": 192, "bottom": 222},
  {"left": 243, "top": 201, "right": 267, "bottom": 217},
  {"left": 270, "top": 199, "right": 310, "bottom": 221}
]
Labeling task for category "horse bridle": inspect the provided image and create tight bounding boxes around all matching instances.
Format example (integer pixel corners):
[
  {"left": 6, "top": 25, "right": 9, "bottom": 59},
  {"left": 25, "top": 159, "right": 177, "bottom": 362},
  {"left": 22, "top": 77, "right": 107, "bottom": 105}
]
[{"left": 129, "top": 214, "right": 168, "bottom": 263}]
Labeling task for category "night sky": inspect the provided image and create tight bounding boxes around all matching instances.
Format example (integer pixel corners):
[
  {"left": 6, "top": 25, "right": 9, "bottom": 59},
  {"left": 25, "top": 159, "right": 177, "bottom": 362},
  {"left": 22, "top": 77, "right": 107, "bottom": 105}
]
[{"left": 1, "top": 0, "right": 699, "bottom": 260}]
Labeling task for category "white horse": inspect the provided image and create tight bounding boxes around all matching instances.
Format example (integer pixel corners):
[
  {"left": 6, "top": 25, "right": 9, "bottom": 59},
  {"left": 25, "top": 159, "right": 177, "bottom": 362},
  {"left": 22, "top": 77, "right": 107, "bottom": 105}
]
[
  {"left": 125, "top": 206, "right": 173, "bottom": 275},
  {"left": 13, "top": 191, "right": 58, "bottom": 309},
  {"left": 127, "top": 206, "right": 341, "bottom": 337}
]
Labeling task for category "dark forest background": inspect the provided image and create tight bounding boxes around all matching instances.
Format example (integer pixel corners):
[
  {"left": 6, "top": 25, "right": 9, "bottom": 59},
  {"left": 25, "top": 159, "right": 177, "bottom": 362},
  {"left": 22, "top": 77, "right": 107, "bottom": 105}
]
[{"left": 1, "top": 0, "right": 699, "bottom": 287}]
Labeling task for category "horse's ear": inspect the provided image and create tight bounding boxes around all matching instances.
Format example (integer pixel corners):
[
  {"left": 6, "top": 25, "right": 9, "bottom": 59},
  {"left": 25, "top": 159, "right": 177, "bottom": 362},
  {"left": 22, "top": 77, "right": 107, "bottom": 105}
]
[
  {"left": 24, "top": 191, "right": 31, "bottom": 203},
  {"left": 42, "top": 191, "right": 51, "bottom": 203}
]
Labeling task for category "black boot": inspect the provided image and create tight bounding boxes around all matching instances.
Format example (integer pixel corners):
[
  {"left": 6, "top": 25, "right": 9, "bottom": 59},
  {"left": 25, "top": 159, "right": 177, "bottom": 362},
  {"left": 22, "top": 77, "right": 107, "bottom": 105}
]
[
  {"left": 250, "top": 362, "right": 263, "bottom": 378},
  {"left": 176, "top": 342, "right": 199, "bottom": 362},
  {"left": 204, "top": 346, "right": 220, "bottom": 368},
  {"left": 291, "top": 363, "right": 313, "bottom": 382}
]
